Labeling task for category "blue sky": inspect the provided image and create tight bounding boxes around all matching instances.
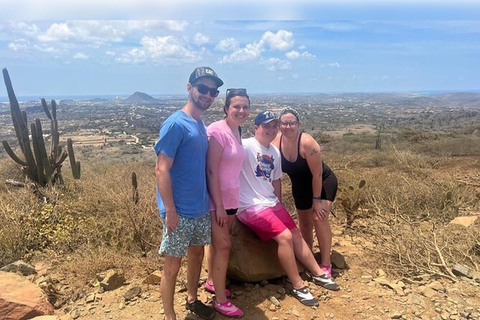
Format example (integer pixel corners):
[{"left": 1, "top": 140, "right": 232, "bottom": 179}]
[{"left": 1, "top": 2, "right": 480, "bottom": 96}]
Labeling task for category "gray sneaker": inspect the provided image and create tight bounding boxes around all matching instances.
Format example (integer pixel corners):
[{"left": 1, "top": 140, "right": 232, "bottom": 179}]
[
  {"left": 291, "top": 286, "right": 319, "bottom": 307},
  {"left": 311, "top": 274, "right": 340, "bottom": 291}
]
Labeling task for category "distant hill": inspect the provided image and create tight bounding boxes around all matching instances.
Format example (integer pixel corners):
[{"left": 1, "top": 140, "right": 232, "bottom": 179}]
[{"left": 124, "top": 92, "right": 158, "bottom": 104}]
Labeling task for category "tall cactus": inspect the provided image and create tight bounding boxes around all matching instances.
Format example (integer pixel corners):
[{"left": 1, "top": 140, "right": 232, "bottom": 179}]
[
  {"left": 1, "top": 68, "right": 79, "bottom": 186},
  {"left": 67, "top": 138, "right": 81, "bottom": 179}
]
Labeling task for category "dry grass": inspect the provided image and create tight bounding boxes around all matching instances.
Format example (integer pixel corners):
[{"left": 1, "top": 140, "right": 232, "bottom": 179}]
[{"left": 1, "top": 126, "right": 479, "bottom": 283}]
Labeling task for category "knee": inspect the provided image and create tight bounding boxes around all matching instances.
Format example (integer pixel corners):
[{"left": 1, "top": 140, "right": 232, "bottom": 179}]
[
  {"left": 276, "top": 230, "right": 293, "bottom": 244},
  {"left": 213, "top": 237, "right": 232, "bottom": 253}
]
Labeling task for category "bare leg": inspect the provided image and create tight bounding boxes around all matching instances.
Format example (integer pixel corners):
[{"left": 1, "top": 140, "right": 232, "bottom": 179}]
[
  {"left": 313, "top": 200, "right": 333, "bottom": 267},
  {"left": 210, "top": 215, "right": 235, "bottom": 303},
  {"left": 206, "top": 213, "right": 216, "bottom": 291},
  {"left": 161, "top": 255, "right": 182, "bottom": 320},
  {"left": 290, "top": 227, "right": 323, "bottom": 276},
  {"left": 296, "top": 208, "right": 315, "bottom": 250},
  {"left": 186, "top": 245, "right": 204, "bottom": 304},
  {"left": 273, "top": 229, "right": 304, "bottom": 289}
]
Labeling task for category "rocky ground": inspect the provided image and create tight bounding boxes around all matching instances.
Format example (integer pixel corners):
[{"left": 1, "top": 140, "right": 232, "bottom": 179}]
[{"left": 4, "top": 228, "right": 479, "bottom": 320}]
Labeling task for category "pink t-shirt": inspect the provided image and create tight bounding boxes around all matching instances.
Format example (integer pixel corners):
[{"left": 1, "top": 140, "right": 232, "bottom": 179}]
[{"left": 207, "top": 120, "right": 246, "bottom": 211}]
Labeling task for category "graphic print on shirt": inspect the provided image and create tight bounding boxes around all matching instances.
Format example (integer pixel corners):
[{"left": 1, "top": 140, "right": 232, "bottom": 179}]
[{"left": 255, "top": 152, "right": 275, "bottom": 182}]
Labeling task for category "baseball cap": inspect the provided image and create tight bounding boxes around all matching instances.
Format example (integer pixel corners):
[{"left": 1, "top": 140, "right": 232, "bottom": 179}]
[
  {"left": 254, "top": 111, "right": 279, "bottom": 125},
  {"left": 189, "top": 66, "right": 224, "bottom": 87}
]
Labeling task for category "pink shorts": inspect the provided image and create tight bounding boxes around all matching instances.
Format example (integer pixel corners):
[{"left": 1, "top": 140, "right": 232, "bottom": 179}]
[{"left": 237, "top": 203, "right": 297, "bottom": 241}]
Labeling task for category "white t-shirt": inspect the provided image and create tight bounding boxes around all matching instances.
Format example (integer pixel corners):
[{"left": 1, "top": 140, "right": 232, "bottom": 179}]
[{"left": 238, "top": 137, "right": 283, "bottom": 212}]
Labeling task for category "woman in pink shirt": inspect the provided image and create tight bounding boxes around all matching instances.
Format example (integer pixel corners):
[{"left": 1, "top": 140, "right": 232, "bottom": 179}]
[{"left": 205, "top": 88, "right": 250, "bottom": 317}]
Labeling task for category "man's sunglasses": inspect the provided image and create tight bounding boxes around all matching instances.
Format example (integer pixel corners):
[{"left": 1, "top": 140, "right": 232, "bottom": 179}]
[
  {"left": 194, "top": 84, "right": 219, "bottom": 97},
  {"left": 226, "top": 88, "right": 247, "bottom": 97}
]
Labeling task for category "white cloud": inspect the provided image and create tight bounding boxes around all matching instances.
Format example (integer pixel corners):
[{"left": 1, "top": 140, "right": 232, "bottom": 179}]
[
  {"left": 320, "top": 62, "right": 341, "bottom": 68},
  {"left": 292, "top": 73, "right": 299, "bottom": 79},
  {"left": 117, "top": 35, "right": 201, "bottom": 64},
  {"left": 193, "top": 32, "right": 209, "bottom": 46},
  {"left": 105, "top": 51, "right": 116, "bottom": 56},
  {"left": 263, "top": 57, "right": 292, "bottom": 71},
  {"left": 8, "top": 39, "right": 29, "bottom": 51},
  {"left": 219, "top": 41, "right": 264, "bottom": 64},
  {"left": 7, "top": 21, "right": 40, "bottom": 37},
  {"left": 215, "top": 38, "right": 239, "bottom": 52},
  {"left": 38, "top": 23, "right": 74, "bottom": 41},
  {"left": 261, "top": 30, "right": 294, "bottom": 51},
  {"left": 73, "top": 52, "right": 89, "bottom": 59},
  {"left": 300, "top": 51, "right": 316, "bottom": 59},
  {"left": 286, "top": 50, "right": 316, "bottom": 60},
  {"left": 285, "top": 50, "right": 300, "bottom": 59},
  {"left": 298, "top": 45, "right": 306, "bottom": 50}
]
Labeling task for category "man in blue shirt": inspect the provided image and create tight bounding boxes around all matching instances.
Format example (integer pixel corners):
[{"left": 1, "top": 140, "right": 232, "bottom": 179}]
[{"left": 155, "top": 67, "right": 223, "bottom": 320}]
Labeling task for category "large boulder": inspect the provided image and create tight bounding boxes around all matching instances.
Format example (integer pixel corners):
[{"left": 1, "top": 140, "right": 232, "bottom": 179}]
[
  {"left": 227, "top": 219, "right": 296, "bottom": 282},
  {"left": 0, "top": 271, "right": 54, "bottom": 320}
]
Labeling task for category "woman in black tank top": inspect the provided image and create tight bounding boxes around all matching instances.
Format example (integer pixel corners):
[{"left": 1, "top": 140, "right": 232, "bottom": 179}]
[{"left": 272, "top": 107, "right": 338, "bottom": 282}]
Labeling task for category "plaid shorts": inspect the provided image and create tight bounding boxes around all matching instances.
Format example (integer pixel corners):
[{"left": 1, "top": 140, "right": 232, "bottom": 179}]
[{"left": 159, "top": 212, "right": 211, "bottom": 257}]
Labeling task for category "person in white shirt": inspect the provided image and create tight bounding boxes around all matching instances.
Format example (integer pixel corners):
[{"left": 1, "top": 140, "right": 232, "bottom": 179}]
[{"left": 237, "top": 111, "right": 340, "bottom": 308}]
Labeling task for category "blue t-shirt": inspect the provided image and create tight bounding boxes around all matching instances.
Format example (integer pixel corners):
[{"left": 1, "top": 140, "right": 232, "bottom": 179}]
[{"left": 154, "top": 110, "right": 209, "bottom": 218}]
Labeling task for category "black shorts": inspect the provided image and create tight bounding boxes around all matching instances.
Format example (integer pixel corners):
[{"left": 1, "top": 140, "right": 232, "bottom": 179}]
[
  {"left": 226, "top": 208, "right": 238, "bottom": 216},
  {"left": 292, "top": 165, "right": 338, "bottom": 210}
]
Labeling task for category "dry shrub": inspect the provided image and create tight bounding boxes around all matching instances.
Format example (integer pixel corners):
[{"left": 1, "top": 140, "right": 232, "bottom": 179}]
[
  {"left": 0, "top": 159, "right": 163, "bottom": 268},
  {"left": 334, "top": 161, "right": 479, "bottom": 278},
  {"left": 367, "top": 219, "right": 480, "bottom": 279}
]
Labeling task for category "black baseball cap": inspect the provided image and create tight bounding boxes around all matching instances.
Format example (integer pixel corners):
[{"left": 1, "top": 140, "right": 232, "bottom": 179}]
[
  {"left": 189, "top": 66, "right": 224, "bottom": 87},
  {"left": 254, "top": 111, "right": 279, "bottom": 125}
]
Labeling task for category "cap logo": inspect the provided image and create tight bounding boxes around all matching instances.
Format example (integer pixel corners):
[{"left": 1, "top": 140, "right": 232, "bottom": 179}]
[
  {"left": 205, "top": 69, "right": 214, "bottom": 75},
  {"left": 264, "top": 111, "right": 275, "bottom": 119}
]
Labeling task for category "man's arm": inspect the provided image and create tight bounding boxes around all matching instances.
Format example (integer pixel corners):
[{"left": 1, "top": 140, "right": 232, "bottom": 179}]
[{"left": 155, "top": 153, "right": 178, "bottom": 234}]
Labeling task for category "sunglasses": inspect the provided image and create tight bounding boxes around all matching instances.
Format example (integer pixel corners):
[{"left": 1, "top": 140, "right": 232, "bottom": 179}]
[
  {"left": 194, "top": 84, "right": 219, "bottom": 97},
  {"left": 280, "top": 121, "right": 298, "bottom": 127},
  {"left": 226, "top": 88, "right": 247, "bottom": 97}
]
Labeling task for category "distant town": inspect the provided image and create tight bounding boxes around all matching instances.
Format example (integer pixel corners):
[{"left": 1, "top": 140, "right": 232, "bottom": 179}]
[{"left": 2, "top": 91, "right": 480, "bottom": 159}]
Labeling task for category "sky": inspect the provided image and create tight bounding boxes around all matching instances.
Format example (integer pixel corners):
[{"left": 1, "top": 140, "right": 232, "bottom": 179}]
[{"left": 1, "top": 1, "right": 480, "bottom": 97}]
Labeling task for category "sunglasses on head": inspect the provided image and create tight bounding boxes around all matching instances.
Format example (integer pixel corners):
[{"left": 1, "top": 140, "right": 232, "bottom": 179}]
[
  {"left": 226, "top": 88, "right": 247, "bottom": 97},
  {"left": 194, "top": 84, "right": 219, "bottom": 97}
]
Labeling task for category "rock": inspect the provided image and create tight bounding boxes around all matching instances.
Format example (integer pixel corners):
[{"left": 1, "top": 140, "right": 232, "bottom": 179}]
[
  {"left": 1, "top": 260, "right": 37, "bottom": 276},
  {"left": 417, "top": 286, "right": 438, "bottom": 298},
  {"left": 29, "top": 316, "right": 59, "bottom": 320},
  {"left": 85, "top": 293, "right": 95, "bottom": 303},
  {"left": 100, "top": 269, "right": 125, "bottom": 291},
  {"left": 143, "top": 270, "right": 162, "bottom": 285},
  {"left": 227, "top": 219, "right": 303, "bottom": 281},
  {"left": 390, "top": 313, "right": 402, "bottom": 319},
  {"left": 451, "top": 264, "right": 473, "bottom": 279},
  {"left": 330, "top": 250, "right": 346, "bottom": 269},
  {"left": 449, "top": 216, "right": 478, "bottom": 227},
  {"left": 123, "top": 286, "right": 141, "bottom": 301},
  {"left": 427, "top": 281, "right": 444, "bottom": 292},
  {"left": 0, "top": 271, "right": 54, "bottom": 320}
]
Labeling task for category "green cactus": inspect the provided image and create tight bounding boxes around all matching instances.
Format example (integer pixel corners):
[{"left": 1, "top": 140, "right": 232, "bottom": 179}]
[
  {"left": 67, "top": 138, "right": 81, "bottom": 179},
  {"left": 338, "top": 179, "right": 367, "bottom": 228},
  {"left": 1, "top": 68, "right": 78, "bottom": 186},
  {"left": 132, "top": 171, "right": 139, "bottom": 205}
]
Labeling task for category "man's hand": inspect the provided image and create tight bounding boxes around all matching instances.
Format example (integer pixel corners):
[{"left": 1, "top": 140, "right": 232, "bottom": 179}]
[{"left": 165, "top": 210, "right": 179, "bottom": 234}]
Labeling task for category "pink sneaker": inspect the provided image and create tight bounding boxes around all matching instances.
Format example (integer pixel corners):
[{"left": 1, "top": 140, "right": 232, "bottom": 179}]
[
  {"left": 321, "top": 264, "right": 332, "bottom": 278},
  {"left": 214, "top": 299, "right": 244, "bottom": 317},
  {"left": 204, "top": 281, "right": 231, "bottom": 298}
]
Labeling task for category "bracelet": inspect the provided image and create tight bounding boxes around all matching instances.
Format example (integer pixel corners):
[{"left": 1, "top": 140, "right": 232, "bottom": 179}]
[{"left": 312, "top": 196, "right": 322, "bottom": 200}]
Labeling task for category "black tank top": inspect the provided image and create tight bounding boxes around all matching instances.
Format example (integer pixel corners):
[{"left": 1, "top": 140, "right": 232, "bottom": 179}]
[{"left": 279, "top": 133, "right": 331, "bottom": 187}]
